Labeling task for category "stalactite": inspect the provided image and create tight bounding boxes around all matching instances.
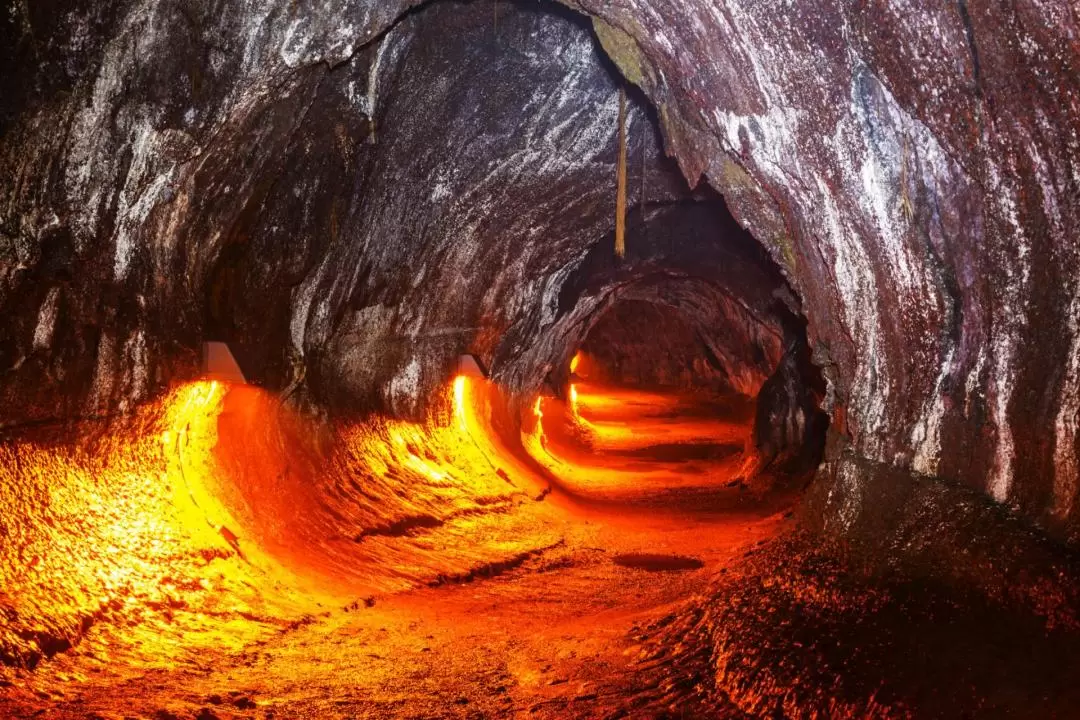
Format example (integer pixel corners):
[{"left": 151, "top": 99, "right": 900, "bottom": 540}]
[{"left": 615, "top": 87, "right": 628, "bottom": 259}]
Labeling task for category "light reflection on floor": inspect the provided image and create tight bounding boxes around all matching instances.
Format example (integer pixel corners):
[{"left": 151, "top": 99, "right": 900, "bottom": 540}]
[
  {"left": 526, "top": 381, "right": 758, "bottom": 504},
  {"left": 0, "top": 376, "right": 788, "bottom": 718}
]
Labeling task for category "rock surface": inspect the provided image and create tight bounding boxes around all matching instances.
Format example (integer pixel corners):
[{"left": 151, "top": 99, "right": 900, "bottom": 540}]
[
  {"left": 2, "top": 0, "right": 1079, "bottom": 544},
  {"left": 576, "top": 0, "right": 1080, "bottom": 540}
]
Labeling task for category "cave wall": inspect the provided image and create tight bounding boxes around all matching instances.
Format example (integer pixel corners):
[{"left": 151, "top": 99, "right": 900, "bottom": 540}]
[
  {"left": 2, "top": 0, "right": 1079, "bottom": 539},
  {"left": 0, "top": 1, "right": 689, "bottom": 423},
  {"left": 581, "top": 299, "right": 750, "bottom": 395},
  {"left": 575, "top": 0, "right": 1080, "bottom": 539},
  {"left": 291, "top": 5, "right": 696, "bottom": 416}
]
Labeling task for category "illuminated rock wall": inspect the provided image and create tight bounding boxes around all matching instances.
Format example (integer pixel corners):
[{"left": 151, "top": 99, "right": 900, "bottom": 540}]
[
  {"left": 0, "top": 376, "right": 558, "bottom": 666},
  {"left": 2, "top": 0, "right": 1079, "bottom": 540}
]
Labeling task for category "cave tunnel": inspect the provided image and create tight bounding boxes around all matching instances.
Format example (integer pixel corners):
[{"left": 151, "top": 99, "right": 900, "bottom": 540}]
[{"left": 2, "top": 0, "right": 1080, "bottom": 717}]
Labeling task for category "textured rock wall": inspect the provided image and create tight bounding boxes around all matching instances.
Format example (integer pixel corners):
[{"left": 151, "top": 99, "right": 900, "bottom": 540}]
[
  {"left": 581, "top": 299, "right": 759, "bottom": 395},
  {"left": 0, "top": 2, "right": 688, "bottom": 423},
  {"left": 574, "top": 0, "right": 1080, "bottom": 538},
  {"left": 2, "top": 0, "right": 1079, "bottom": 539},
  {"left": 289, "top": 5, "right": 691, "bottom": 416}
]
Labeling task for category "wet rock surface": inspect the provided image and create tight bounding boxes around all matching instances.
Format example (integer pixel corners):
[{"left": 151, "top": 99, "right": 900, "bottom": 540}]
[
  {"left": 2, "top": 0, "right": 1080, "bottom": 716},
  {"left": 3, "top": 0, "right": 1078, "bottom": 536}
]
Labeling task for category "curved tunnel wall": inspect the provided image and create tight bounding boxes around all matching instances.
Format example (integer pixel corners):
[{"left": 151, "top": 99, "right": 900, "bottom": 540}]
[
  {"left": 1, "top": 0, "right": 1079, "bottom": 543},
  {"left": 0, "top": 373, "right": 564, "bottom": 667},
  {"left": 577, "top": 0, "right": 1080, "bottom": 538},
  {"left": 579, "top": 298, "right": 764, "bottom": 395},
  {"left": 1, "top": 0, "right": 688, "bottom": 422}
]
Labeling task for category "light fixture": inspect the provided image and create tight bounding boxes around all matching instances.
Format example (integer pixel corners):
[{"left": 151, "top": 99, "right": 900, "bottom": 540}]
[
  {"left": 457, "top": 354, "right": 487, "bottom": 379},
  {"left": 200, "top": 341, "right": 247, "bottom": 384}
]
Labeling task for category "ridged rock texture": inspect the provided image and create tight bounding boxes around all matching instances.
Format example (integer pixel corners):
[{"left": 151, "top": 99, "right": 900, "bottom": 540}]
[
  {"left": 2, "top": 0, "right": 1079, "bottom": 543},
  {"left": 579, "top": 297, "right": 775, "bottom": 395}
]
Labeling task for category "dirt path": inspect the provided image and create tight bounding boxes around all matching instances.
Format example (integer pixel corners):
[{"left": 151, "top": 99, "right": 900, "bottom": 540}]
[{"left": 2, "top": 383, "right": 789, "bottom": 719}]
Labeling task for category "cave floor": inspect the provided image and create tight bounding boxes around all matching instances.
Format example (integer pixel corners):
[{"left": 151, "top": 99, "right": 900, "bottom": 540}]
[
  {"left": 3, "top": 383, "right": 1079, "bottom": 718},
  {"left": 1, "top": 383, "right": 782, "bottom": 719},
  {"left": 7, "top": 505, "right": 782, "bottom": 719}
]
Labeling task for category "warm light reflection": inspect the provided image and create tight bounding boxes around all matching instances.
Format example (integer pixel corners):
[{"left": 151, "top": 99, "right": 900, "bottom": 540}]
[
  {"left": 453, "top": 374, "right": 468, "bottom": 430},
  {"left": 521, "top": 381, "right": 749, "bottom": 499},
  {"left": 565, "top": 381, "right": 602, "bottom": 440},
  {"left": 0, "top": 381, "right": 316, "bottom": 668},
  {"left": 325, "top": 373, "right": 554, "bottom": 592},
  {"left": 522, "top": 392, "right": 563, "bottom": 473},
  {"left": 1, "top": 373, "right": 557, "bottom": 672},
  {"left": 570, "top": 352, "right": 581, "bottom": 374}
]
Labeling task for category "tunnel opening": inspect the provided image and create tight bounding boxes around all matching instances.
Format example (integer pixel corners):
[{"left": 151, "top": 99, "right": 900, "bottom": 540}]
[
  {"left": 523, "top": 183, "right": 830, "bottom": 510},
  {"left": 526, "top": 273, "right": 827, "bottom": 511}
]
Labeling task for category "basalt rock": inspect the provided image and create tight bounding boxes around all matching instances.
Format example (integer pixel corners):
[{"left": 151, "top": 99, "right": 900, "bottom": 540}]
[
  {"left": 574, "top": 0, "right": 1080, "bottom": 540},
  {"left": 2, "top": 0, "right": 1079, "bottom": 543}
]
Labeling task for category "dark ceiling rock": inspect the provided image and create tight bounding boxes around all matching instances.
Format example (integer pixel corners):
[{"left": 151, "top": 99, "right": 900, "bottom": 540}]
[{"left": 1, "top": 0, "right": 1078, "bottom": 542}]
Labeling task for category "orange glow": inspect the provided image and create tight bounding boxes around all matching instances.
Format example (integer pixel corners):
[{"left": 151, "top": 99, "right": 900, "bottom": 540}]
[
  {"left": 523, "top": 394, "right": 549, "bottom": 460},
  {"left": 322, "top": 373, "right": 554, "bottom": 592},
  {"left": 2, "top": 374, "right": 783, "bottom": 718},
  {"left": 1, "top": 374, "right": 561, "bottom": 673},
  {"left": 522, "top": 381, "right": 751, "bottom": 499},
  {"left": 0, "top": 381, "right": 322, "bottom": 669},
  {"left": 453, "top": 374, "right": 468, "bottom": 430},
  {"left": 565, "top": 381, "right": 601, "bottom": 440},
  {"left": 570, "top": 352, "right": 581, "bottom": 374}
]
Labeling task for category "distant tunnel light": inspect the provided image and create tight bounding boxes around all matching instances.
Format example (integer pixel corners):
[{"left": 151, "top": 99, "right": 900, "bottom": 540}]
[
  {"left": 200, "top": 342, "right": 247, "bottom": 384},
  {"left": 453, "top": 356, "right": 485, "bottom": 431}
]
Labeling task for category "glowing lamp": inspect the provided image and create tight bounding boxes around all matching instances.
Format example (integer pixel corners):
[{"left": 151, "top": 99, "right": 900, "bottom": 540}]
[
  {"left": 200, "top": 341, "right": 247, "bottom": 384},
  {"left": 457, "top": 354, "right": 487, "bottom": 378}
]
